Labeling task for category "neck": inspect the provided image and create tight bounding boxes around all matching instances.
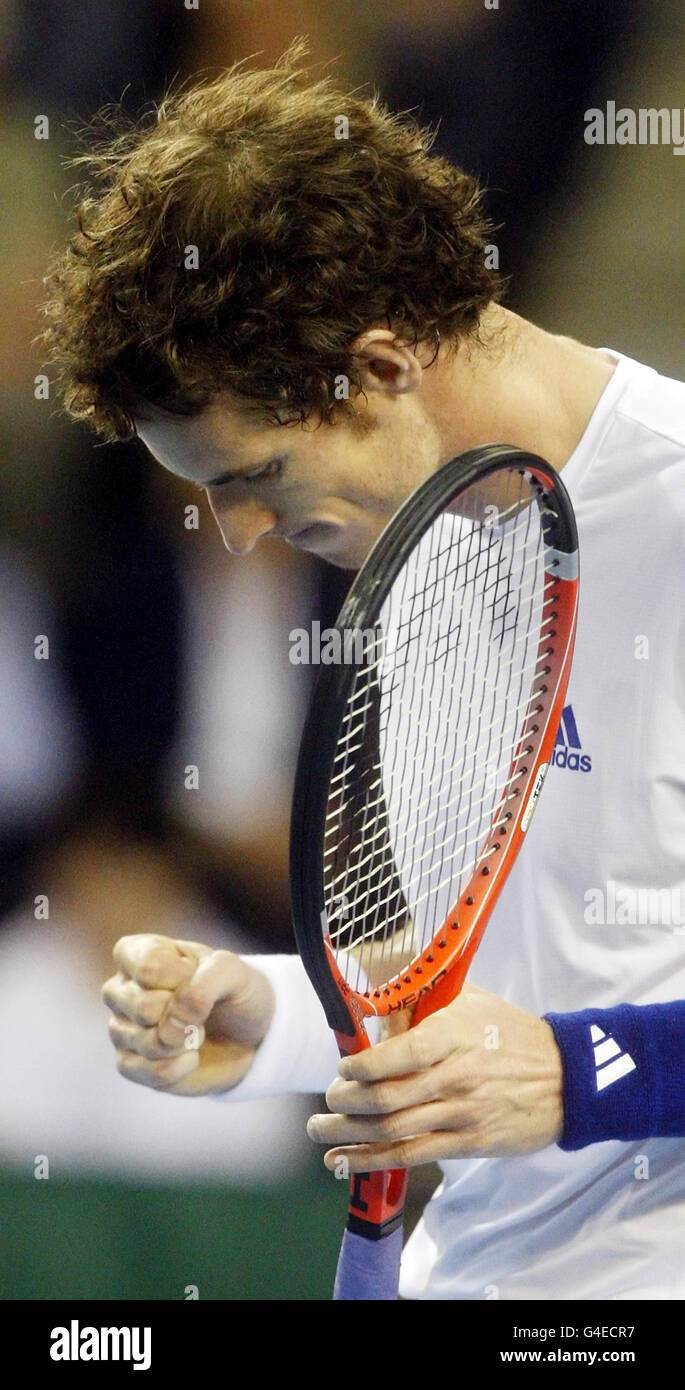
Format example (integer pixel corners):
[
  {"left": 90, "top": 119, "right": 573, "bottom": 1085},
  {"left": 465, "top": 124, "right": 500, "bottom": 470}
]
[{"left": 432, "top": 305, "right": 617, "bottom": 472}]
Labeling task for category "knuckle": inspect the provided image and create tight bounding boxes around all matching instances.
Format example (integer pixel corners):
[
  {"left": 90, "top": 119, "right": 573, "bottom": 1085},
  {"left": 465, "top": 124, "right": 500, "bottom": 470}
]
[
  {"left": 459, "top": 1101, "right": 482, "bottom": 1131},
  {"left": 449, "top": 1094, "right": 479, "bottom": 1134},
  {"left": 144, "top": 1069, "right": 169, "bottom": 1092},
  {"left": 371, "top": 1082, "right": 395, "bottom": 1114},
  {"left": 377, "top": 1109, "right": 404, "bottom": 1140},
  {"left": 154, "top": 1056, "right": 186, "bottom": 1086},
  {"left": 102, "top": 975, "right": 125, "bottom": 1010},
  {"left": 413, "top": 1072, "right": 437, "bottom": 1106},
  {"left": 392, "top": 1139, "right": 417, "bottom": 1168},
  {"left": 406, "top": 1031, "right": 435, "bottom": 1070},
  {"left": 108, "top": 1016, "right": 127, "bottom": 1048},
  {"left": 115, "top": 1049, "right": 136, "bottom": 1080},
  {"left": 112, "top": 935, "right": 134, "bottom": 960},
  {"left": 114, "top": 934, "right": 154, "bottom": 968},
  {"left": 324, "top": 1079, "right": 343, "bottom": 1109},
  {"left": 143, "top": 1035, "right": 173, "bottom": 1061},
  {"left": 449, "top": 1059, "right": 473, "bottom": 1096},
  {"left": 136, "top": 958, "right": 163, "bottom": 990},
  {"left": 136, "top": 993, "right": 164, "bottom": 1026}
]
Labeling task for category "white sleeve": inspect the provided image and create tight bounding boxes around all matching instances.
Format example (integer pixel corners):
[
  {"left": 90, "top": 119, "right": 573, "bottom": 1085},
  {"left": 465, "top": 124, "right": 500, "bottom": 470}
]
[{"left": 211, "top": 953, "right": 341, "bottom": 1100}]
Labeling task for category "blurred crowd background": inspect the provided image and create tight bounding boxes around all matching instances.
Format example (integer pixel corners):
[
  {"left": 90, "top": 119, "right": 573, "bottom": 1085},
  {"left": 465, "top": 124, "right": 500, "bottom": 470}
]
[{"left": 0, "top": 0, "right": 682, "bottom": 1299}]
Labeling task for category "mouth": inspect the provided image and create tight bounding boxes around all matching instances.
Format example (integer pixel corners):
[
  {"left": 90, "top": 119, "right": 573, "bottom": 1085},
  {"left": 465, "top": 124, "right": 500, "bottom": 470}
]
[{"left": 284, "top": 523, "right": 336, "bottom": 552}]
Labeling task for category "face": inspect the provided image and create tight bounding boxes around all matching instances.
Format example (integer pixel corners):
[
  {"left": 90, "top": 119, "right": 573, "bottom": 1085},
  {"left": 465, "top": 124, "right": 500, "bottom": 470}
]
[{"left": 134, "top": 341, "right": 446, "bottom": 569}]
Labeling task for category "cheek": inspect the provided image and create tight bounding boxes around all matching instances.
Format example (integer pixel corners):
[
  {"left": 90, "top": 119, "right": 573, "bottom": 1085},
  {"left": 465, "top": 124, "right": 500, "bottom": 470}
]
[
  {"left": 339, "top": 454, "right": 396, "bottom": 510},
  {"left": 368, "top": 460, "right": 418, "bottom": 516}
]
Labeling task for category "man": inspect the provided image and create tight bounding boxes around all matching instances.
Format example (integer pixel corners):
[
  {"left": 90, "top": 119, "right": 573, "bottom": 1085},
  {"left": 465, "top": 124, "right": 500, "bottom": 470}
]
[{"left": 41, "top": 43, "right": 685, "bottom": 1298}]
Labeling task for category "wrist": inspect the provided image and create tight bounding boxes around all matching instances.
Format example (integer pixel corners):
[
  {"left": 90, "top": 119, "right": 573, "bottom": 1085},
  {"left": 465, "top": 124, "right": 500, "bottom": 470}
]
[{"left": 539, "top": 1017, "right": 565, "bottom": 1146}]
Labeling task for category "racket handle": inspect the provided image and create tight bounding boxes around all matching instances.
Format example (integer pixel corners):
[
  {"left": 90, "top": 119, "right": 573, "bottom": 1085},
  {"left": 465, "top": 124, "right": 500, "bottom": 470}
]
[
  {"left": 331, "top": 1032, "right": 408, "bottom": 1298},
  {"left": 334, "top": 1224, "right": 405, "bottom": 1301},
  {"left": 333, "top": 1167, "right": 408, "bottom": 1301}
]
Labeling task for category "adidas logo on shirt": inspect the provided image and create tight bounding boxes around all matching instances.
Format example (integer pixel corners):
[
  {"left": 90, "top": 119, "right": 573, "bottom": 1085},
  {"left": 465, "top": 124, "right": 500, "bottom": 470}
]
[
  {"left": 551, "top": 705, "right": 592, "bottom": 772},
  {"left": 591, "top": 1024, "right": 636, "bottom": 1091}
]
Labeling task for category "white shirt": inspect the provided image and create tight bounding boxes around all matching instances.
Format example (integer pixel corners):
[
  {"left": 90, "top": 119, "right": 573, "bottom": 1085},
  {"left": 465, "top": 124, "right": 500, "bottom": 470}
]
[{"left": 220, "top": 349, "right": 685, "bottom": 1299}]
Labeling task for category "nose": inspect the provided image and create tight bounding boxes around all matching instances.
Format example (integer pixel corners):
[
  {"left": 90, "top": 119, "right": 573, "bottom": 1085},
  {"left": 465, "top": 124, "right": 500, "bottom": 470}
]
[{"left": 207, "top": 494, "right": 277, "bottom": 555}]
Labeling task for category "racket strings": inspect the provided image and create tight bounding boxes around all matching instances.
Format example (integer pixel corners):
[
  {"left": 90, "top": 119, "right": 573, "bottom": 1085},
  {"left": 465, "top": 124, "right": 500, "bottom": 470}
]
[
  {"left": 327, "top": 646, "right": 547, "bottom": 974},
  {"left": 326, "top": 526, "right": 557, "bottom": 821},
  {"left": 323, "top": 658, "right": 546, "bottom": 908},
  {"left": 324, "top": 700, "right": 540, "bottom": 940},
  {"left": 325, "top": 611, "right": 552, "bottom": 915},
  {"left": 324, "top": 616, "right": 553, "bottom": 839},
  {"left": 367, "top": 477, "right": 538, "bottom": 642},
  {"left": 322, "top": 469, "right": 554, "bottom": 990},
  {"left": 328, "top": 533, "right": 546, "bottom": 980}
]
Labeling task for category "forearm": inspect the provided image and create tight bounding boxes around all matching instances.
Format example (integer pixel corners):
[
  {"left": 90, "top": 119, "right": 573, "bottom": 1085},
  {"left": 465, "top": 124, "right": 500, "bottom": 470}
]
[{"left": 544, "top": 999, "right": 685, "bottom": 1150}]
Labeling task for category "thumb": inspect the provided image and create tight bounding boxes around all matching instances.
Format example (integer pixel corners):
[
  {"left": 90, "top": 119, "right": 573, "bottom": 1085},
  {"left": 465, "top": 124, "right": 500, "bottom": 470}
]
[{"left": 157, "top": 943, "right": 274, "bottom": 1049}]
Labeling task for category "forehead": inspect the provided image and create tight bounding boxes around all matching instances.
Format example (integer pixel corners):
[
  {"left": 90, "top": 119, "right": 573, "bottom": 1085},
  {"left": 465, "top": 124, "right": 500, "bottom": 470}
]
[{"left": 134, "top": 396, "right": 282, "bottom": 474}]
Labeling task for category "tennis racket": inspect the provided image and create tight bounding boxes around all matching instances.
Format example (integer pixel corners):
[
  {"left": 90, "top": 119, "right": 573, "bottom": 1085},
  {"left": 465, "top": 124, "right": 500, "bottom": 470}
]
[{"left": 290, "top": 444, "right": 579, "bottom": 1300}]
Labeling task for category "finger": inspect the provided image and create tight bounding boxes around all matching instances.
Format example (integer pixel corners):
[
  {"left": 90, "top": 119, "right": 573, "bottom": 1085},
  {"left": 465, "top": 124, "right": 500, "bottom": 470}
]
[
  {"left": 115, "top": 1046, "right": 201, "bottom": 1092},
  {"left": 112, "top": 934, "right": 200, "bottom": 991},
  {"left": 158, "top": 950, "right": 265, "bottom": 1048},
  {"left": 322, "top": 1128, "right": 476, "bottom": 1174},
  {"left": 325, "top": 1054, "right": 462, "bottom": 1115},
  {"left": 108, "top": 1014, "right": 206, "bottom": 1060},
  {"left": 102, "top": 972, "right": 173, "bottom": 1027},
  {"left": 307, "top": 1098, "right": 463, "bottom": 1147},
  {"left": 337, "top": 1010, "right": 458, "bottom": 1083}
]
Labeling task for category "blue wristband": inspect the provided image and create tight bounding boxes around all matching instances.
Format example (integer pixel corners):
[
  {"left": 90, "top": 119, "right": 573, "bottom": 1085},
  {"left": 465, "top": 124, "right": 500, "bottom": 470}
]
[{"left": 543, "top": 1001, "right": 685, "bottom": 1151}]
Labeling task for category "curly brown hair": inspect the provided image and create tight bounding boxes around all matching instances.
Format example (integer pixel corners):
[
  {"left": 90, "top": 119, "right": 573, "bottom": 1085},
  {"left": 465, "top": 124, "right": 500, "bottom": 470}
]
[{"left": 39, "top": 37, "right": 504, "bottom": 444}]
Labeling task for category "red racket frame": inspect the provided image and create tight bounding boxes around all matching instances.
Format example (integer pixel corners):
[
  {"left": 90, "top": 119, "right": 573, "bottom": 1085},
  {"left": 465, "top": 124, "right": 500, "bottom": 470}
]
[{"left": 291, "top": 449, "right": 579, "bottom": 1248}]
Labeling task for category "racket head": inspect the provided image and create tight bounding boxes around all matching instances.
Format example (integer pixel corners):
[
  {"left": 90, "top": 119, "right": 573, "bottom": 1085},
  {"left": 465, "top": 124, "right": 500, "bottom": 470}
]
[{"left": 290, "top": 444, "right": 578, "bottom": 1046}]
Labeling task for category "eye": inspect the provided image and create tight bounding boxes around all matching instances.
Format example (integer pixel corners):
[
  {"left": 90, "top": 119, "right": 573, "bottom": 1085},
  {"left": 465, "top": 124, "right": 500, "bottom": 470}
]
[
  {"left": 195, "top": 458, "right": 284, "bottom": 493},
  {"left": 244, "top": 459, "right": 283, "bottom": 483}
]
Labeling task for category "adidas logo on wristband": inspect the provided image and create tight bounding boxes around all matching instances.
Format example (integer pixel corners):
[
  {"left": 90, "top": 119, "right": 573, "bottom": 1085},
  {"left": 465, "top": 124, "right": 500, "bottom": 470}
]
[{"left": 590, "top": 1023, "right": 636, "bottom": 1091}]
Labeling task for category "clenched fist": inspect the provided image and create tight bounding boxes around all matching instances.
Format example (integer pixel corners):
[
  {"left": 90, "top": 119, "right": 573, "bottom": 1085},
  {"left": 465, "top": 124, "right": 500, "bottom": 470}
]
[{"left": 102, "top": 935, "right": 275, "bottom": 1096}]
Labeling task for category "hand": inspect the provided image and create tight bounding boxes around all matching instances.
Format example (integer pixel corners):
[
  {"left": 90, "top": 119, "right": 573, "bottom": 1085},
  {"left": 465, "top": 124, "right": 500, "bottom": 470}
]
[
  {"left": 102, "top": 934, "right": 275, "bottom": 1096},
  {"left": 306, "top": 984, "right": 564, "bottom": 1171}
]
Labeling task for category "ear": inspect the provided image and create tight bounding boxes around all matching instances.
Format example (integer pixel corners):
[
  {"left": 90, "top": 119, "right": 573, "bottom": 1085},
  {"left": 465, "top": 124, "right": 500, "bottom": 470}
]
[{"left": 350, "top": 329, "right": 423, "bottom": 395}]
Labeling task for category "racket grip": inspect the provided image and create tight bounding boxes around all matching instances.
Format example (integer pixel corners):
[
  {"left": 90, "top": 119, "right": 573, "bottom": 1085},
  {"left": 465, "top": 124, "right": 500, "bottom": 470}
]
[
  {"left": 333, "top": 1225, "right": 404, "bottom": 1301},
  {"left": 333, "top": 1167, "right": 408, "bottom": 1300},
  {"left": 332, "top": 1033, "right": 408, "bottom": 1298}
]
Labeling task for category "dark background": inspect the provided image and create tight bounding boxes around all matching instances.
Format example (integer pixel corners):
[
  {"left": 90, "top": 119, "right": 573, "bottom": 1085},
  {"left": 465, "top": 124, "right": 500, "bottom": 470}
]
[{"left": 0, "top": 0, "right": 682, "bottom": 1299}]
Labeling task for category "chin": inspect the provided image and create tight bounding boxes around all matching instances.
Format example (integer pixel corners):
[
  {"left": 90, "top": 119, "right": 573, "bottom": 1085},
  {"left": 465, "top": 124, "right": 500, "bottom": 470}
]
[
  {"left": 331, "top": 538, "right": 375, "bottom": 571},
  {"left": 304, "top": 524, "right": 379, "bottom": 571},
  {"left": 328, "top": 553, "right": 361, "bottom": 572}
]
